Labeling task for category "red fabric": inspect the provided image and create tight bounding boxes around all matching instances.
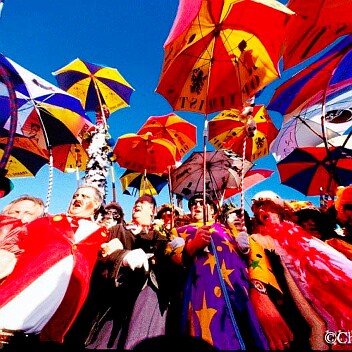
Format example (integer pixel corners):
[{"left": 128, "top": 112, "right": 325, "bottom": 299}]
[
  {"left": 0, "top": 215, "right": 108, "bottom": 343},
  {"left": 256, "top": 221, "right": 352, "bottom": 330}
]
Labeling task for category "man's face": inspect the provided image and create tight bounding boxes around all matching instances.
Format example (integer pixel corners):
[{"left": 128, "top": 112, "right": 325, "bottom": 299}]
[
  {"left": 5, "top": 200, "right": 42, "bottom": 223},
  {"left": 102, "top": 208, "right": 120, "bottom": 228},
  {"left": 190, "top": 198, "right": 214, "bottom": 222},
  {"left": 132, "top": 200, "right": 154, "bottom": 226},
  {"left": 67, "top": 187, "right": 99, "bottom": 218},
  {"left": 226, "top": 210, "right": 242, "bottom": 231}
]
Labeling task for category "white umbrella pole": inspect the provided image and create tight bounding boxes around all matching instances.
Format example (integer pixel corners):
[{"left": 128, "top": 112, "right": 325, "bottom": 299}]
[
  {"left": 203, "top": 116, "right": 208, "bottom": 225},
  {"left": 240, "top": 138, "right": 248, "bottom": 233}
]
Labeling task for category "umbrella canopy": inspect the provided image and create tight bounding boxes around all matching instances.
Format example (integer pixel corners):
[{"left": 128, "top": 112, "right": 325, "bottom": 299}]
[
  {"left": 113, "top": 132, "right": 177, "bottom": 174},
  {"left": 120, "top": 169, "right": 168, "bottom": 197},
  {"left": 0, "top": 54, "right": 94, "bottom": 150},
  {"left": 283, "top": 0, "right": 352, "bottom": 69},
  {"left": 53, "top": 58, "right": 134, "bottom": 113},
  {"left": 0, "top": 136, "right": 49, "bottom": 178},
  {"left": 208, "top": 105, "right": 278, "bottom": 161},
  {"left": 170, "top": 150, "right": 253, "bottom": 201},
  {"left": 155, "top": 0, "right": 294, "bottom": 114},
  {"left": 270, "top": 117, "right": 340, "bottom": 162},
  {"left": 277, "top": 146, "right": 352, "bottom": 196},
  {"left": 51, "top": 143, "right": 88, "bottom": 173},
  {"left": 268, "top": 35, "right": 352, "bottom": 123},
  {"left": 137, "top": 112, "right": 197, "bottom": 161},
  {"left": 223, "top": 168, "right": 274, "bottom": 199}
]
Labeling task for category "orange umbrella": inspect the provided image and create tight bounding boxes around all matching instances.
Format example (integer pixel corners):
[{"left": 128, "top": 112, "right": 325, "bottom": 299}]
[
  {"left": 208, "top": 105, "right": 278, "bottom": 162},
  {"left": 156, "top": 0, "right": 294, "bottom": 115},
  {"left": 283, "top": 0, "right": 352, "bottom": 69},
  {"left": 137, "top": 112, "right": 197, "bottom": 161},
  {"left": 113, "top": 132, "right": 177, "bottom": 174}
]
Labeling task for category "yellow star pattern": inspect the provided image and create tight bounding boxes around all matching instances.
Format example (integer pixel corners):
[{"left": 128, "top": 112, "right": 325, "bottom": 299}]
[
  {"left": 220, "top": 259, "right": 235, "bottom": 290},
  {"left": 203, "top": 252, "right": 217, "bottom": 274},
  {"left": 195, "top": 292, "right": 217, "bottom": 344}
]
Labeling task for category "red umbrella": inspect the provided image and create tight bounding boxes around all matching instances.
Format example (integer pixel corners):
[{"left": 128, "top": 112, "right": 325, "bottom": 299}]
[
  {"left": 113, "top": 132, "right": 177, "bottom": 174},
  {"left": 156, "top": 0, "right": 294, "bottom": 115},
  {"left": 137, "top": 112, "right": 197, "bottom": 161},
  {"left": 277, "top": 146, "right": 352, "bottom": 196},
  {"left": 283, "top": 0, "right": 352, "bottom": 69},
  {"left": 224, "top": 169, "right": 274, "bottom": 199}
]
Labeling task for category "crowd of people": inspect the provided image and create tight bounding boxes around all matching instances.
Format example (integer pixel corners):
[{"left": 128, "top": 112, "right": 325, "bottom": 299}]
[{"left": 0, "top": 183, "right": 352, "bottom": 351}]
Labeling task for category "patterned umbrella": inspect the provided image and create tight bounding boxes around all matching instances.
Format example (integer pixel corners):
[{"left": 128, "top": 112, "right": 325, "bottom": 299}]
[
  {"left": 270, "top": 117, "right": 340, "bottom": 162},
  {"left": 170, "top": 150, "right": 253, "bottom": 201},
  {"left": 113, "top": 132, "right": 177, "bottom": 174},
  {"left": 0, "top": 136, "right": 49, "bottom": 178},
  {"left": 156, "top": 0, "right": 294, "bottom": 114},
  {"left": 53, "top": 58, "right": 134, "bottom": 114},
  {"left": 119, "top": 169, "right": 168, "bottom": 197},
  {"left": 208, "top": 105, "right": 278, "bottom": 162},
  {"left": 0, "top": 54, "right": 93, "bottom": 150},
  {"left": 277, "top": 146, "right": 352, "bottom": 196},
  {"left": 137, "top": 112, "right": 197, "bottom": 161}
]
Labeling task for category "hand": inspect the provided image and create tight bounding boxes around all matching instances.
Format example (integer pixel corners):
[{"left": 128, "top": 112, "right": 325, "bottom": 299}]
[
  {"left": 0, "top": 249, "right": 17, "bottom": 280},
  {"left": 250, "top": 288, "right": 293, "bottom": 350},
  {"left": 101, "top": 238, "right": 123, "bottom": 257},
  {"left": 122, "top": 248, "right": 149, "bottom": 271},
  {"left": 186, "top": 226, "right": 212, "bottom": 256},
  {"left": 169, "top": 236, "right": 185, "bottom": 250},
  {"left": 237, "top": 231, "right": 250, "bottom": 254}
]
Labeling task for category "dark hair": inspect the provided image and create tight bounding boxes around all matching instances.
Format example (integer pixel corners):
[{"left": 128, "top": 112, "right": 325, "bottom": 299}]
[{"left": 104, "top": 201, "right": 124, "bottom": 219}]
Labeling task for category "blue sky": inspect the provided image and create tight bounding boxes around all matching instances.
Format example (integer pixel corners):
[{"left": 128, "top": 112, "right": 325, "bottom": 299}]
[{"left": 0, "top": 0, "right": 322, "bottom": 220}]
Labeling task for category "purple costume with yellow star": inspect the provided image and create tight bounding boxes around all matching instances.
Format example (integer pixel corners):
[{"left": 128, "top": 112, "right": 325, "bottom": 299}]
[{"left": 174, "top": 222, "right": 268, "bottom": 350}]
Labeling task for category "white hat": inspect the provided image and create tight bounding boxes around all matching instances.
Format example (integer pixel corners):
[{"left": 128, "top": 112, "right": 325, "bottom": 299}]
[{"left": 252, "top": 191, "right": 285, "bottom": 208}]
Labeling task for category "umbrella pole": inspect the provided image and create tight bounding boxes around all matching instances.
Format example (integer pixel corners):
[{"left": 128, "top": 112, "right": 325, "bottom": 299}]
[
  {"left": 110, "top": 161, "right": 117, "bottom": 202},
  {"left": 167, "top": 165, "right": 175, "bottom": 228},
  {"left": 203, "top": 115, "right": 208, "bottom": 225},
  {"left": 240, "top": 138, "right": 248, "bottom": 233}
]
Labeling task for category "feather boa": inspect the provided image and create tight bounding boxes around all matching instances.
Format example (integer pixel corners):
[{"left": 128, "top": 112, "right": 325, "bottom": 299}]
[{"left": 255, "top": 221, "right": 352, "bottom": 331}]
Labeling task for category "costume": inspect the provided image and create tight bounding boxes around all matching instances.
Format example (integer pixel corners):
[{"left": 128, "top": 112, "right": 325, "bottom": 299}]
[
  {"left": 84, "top": 222, "right": 182, "bottom": 350},
  {"left": 253, "top": 220, "right": 352, "bottom": 332},
  {"left": 0, "top": 214, "right": 25, "bottom": 254},
  {"left": 172, "top": 221, "right": 268, "bottom": 350},
  {"left": 0, "top": 214, "right": 108, "bottom": 344}
]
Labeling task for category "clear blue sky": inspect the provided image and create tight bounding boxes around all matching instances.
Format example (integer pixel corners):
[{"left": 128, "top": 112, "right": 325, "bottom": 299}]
[{"left": 0, "top": 0, "right": 322, "bottom": 220}]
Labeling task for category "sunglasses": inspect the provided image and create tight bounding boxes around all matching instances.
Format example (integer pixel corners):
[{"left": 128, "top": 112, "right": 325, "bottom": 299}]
[
  {"left": 190, "top": 199, "right": 205, "bottom": 207},
  {"left": 104, "top": 209, "right": 120, "bottom": 220}
]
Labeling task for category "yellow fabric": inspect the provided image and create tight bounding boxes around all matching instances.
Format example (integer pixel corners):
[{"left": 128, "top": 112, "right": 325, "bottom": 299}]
[{"left": 248, "top": 235, "right": 282, "bottom": 293}]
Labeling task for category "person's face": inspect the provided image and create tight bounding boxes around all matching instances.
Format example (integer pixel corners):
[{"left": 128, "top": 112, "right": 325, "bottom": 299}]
[
  {"left": 299, "top": 218, "right": 320, "bottom": 237},
  {"left": 255, "top": 203, "right": 281, "bottom": 225},
  {"left": 343, "top": 204, "right": 352, "bottom": 224},
  {"left": 67, "top": 187, "right": 100, "bottom": 218},
  {"left": 5, "top": 200, "right": 42, "bottom": 223},
  {"left": 226, "top": 210, "right": 242, "bottom": 231},
  {"left": 102, "top": 208, "right": 121, "bottom": 228},
  {"left": 190, "top": 198, "right": 214, "bottom": 222},
  {"left": 132, "top": 200, "right": 154, "bottom": 226}
]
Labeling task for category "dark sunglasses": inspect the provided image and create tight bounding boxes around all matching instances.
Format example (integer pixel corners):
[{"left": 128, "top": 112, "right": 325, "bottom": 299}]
[
  {"left": 190, "top": 199, "right": 204, "bottom": 207},
  {"left": 104, "top": 210, "right": 120, "bottom": 220}
]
